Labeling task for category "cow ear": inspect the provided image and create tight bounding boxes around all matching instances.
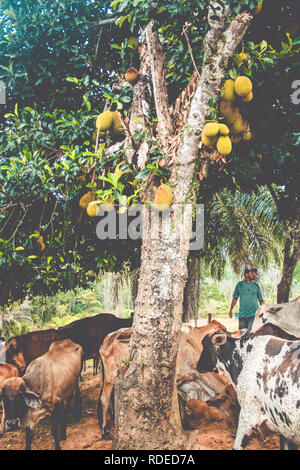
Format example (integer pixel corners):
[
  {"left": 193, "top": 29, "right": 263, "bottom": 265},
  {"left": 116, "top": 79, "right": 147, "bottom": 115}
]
[
  {"left": 23, "top": 391, "right": 42, "bottom": 409},
  {"left": 211, "top": 333, "right": 227, "bottom": 346}
]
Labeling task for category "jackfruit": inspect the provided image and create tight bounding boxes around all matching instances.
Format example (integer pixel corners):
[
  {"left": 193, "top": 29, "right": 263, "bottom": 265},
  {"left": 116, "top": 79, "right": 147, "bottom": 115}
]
[
  {"left": 153, "top": 184, "right": 173, "bottom": 211},
  {"left": 125, "top": 67, "right": 139, "bottom": 84},
  {"left": 111, "top": 111, "right": 125, "bottom": 136},
  {"left": 242, "top": 130, "right": 252, "bottom": 141},
  {"left": 219, "top": 101, "right": 239, "bottom": 124},
  {"left": 218, "top": 123, "right": 230, "bottom": 136},
  {"left": 216, "top": 136, "right": 232, "bottom": 156},
  {"left": 203, "top": 122, "right": 219, "bottom": 137},
  {"left": 222, "top": 79, "right": 236, "bottom": 102},
  {"left": 87, "top": 203, "right": 100, "bottom": 217},
  {"left": 79, "top": 192, "right": 94, "bottom": 209},
  {"left": 96, "top": 111, "right": 114, "bottom": 131},
  {"left": 231, "top": 116, "right": 245, "bottom": 135},
  {"left": 201, "top": 131, "right": 218, "bottom": 147},
  {"left": 234, "top": 76, "right": 253, "bottom": 98},
  {"left": 128, "top": 37, "right": 139, "bottom": 49},
  {"left": 239, "top": 52, "right": 248, "bottom": 62},
  {"left": 37, "top": 236, "right": 46, "bottom": 253},
  {"left": 242, "top": 91, "right": 253, "bottom": 103}
]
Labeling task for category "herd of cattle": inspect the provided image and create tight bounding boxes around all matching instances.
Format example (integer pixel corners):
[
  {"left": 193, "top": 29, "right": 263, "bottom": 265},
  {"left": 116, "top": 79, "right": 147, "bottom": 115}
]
[{"left": 0, "top": 296, "right": 299, "bottom": 450}]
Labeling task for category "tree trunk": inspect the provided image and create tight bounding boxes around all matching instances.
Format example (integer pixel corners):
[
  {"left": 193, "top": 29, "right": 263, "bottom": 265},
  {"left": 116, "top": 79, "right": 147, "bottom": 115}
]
[
  {"left": 183, "top": 253, "right": 201, "bottom": 323},
  {"left": 114, "top": 204, "right": 194, "bottom": 450},
  {"left": 131, "top": 268, "right": 140, "bottom": 311},
  {"left": 114, "top": 5, "right": 253, "bottom": 450},
  {"left": 277, "top": 220, "right": 300, "bottom": 303}
]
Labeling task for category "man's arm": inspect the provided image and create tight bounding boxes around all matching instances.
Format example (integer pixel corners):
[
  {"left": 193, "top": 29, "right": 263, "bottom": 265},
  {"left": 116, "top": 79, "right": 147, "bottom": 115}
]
[
  {"left": 257, "top": 284, "right": 264, "bottom": 305},
  {"left": 229, "top": 298, "right": 238, "bottom": 318}
]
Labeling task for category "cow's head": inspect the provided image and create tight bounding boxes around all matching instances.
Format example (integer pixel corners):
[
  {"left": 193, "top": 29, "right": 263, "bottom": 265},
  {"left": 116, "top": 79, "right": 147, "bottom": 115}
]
[
  {"left": 196, "top": 329, "right": 247, "bottom": 374},
  {"left": 0, "top": 377, "right": 42, "bottom": 432},
  {"left": 5, "top": 338, "right": 27, "bottom": 374}
]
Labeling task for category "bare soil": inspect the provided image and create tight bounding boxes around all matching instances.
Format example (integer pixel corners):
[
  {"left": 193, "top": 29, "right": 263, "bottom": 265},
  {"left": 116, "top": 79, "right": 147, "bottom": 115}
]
[{"left": 0, "top": 361, "right": 279, "bottom": 451}]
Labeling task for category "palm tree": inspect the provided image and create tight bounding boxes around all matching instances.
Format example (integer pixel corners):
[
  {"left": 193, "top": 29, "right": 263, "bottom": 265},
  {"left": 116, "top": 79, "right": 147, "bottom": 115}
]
[{"left": 182, "top": 186, "right": 284, "bottom": 321}]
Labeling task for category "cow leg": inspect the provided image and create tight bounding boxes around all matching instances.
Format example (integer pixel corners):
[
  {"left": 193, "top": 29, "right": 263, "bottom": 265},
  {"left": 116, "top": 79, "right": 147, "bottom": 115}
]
[
  {"left": 98, "top": 383, "right": 113, "bottom": 439},
  {"left": 25, "top": 427, "right": 34, "bottom": 450},
  {"left": 280, "top": 435, "right": 298, "bottom": 450},
  {"left": 233, "top": 410, "right": 258, "bottom": 450},
  {"left": 93, "top": 355, "right": 99, "bottom": 375},
  {"left": 51, "top": 404, "right": 62, "bottom": 450},
  {"left": 59, "top": 401, "right": 67, "bottom": 442},
  {"left": 0, "top": 403, "right": 5, "bottom": 436},
  {"left": 73, "top": 379, "right": 82, "bottom": 422}
]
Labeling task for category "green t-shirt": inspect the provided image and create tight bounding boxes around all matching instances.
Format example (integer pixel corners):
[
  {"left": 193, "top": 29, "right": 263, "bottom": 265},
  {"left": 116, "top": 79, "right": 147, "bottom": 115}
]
[{"left": 233, "top": 281, "right": 263, "bottom": 318}]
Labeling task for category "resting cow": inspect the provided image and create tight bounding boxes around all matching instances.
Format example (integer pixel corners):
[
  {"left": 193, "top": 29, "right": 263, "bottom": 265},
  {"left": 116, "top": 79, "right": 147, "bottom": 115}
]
[
  {"left": 196, "top": 324, "right": 300, "bottom": 450},
  {"left": 252, "top": 296, "right": 300, "bottom": 338},
  {"left": 0, "top": 339, "right": 83, "bottom": 450},
  {"left": 97, "top": 320, "right": 230, "bottom": 438}
]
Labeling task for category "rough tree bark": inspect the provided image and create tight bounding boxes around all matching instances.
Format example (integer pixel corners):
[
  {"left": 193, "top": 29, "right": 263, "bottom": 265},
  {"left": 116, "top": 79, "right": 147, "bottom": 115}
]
[
  {"left": 114, "top": 3, "right": 253, "bottom": 450},
  {"left": 277, "top": 219, "right": 300, "bottom": 303},
  {"left": 183, "top": 252, "right": 201, "bottom": 323}
]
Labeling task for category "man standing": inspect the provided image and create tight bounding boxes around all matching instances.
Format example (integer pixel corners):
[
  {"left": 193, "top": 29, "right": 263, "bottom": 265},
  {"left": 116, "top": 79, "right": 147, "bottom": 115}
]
[{"left": 229, "top": 267, "right": 264, "bottom": 333}]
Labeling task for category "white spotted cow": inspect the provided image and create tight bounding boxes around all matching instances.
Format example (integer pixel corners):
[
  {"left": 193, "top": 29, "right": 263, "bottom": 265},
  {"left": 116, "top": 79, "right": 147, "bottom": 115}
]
[
  {"left": 196, "top": 324, "right": 300, "bottom": 450},
  {"left": 252, "top": 296, "right": 300, "bottom": 338}
]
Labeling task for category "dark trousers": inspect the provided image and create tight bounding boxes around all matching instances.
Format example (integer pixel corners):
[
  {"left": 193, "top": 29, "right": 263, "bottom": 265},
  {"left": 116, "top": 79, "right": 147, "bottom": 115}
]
[{"left": 238, "top": 316, "right": 255, "bottom": 334}]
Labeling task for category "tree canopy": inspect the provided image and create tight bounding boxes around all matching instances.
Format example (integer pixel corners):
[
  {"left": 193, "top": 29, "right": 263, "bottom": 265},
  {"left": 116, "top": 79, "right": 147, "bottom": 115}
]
[{"left": 0, "top": 0, "right": 299, "bottom": 307}]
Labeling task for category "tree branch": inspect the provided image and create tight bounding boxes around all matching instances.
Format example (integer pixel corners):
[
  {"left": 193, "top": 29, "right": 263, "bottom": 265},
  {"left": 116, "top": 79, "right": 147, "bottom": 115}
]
[{"left": 144, "top": 22, "right": 174, "bottom": 153}]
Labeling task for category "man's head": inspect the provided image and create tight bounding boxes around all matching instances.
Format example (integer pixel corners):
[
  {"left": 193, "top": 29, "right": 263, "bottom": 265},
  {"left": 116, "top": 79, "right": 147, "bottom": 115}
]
[{"left": 244, "top": 267, "right": 257, "bottom": 281}]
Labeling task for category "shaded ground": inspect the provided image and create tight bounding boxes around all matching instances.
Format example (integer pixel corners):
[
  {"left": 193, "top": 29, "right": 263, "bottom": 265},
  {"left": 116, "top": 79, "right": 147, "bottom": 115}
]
[{"left": 0, "top": 360, "right": 279, "bottom": 451}]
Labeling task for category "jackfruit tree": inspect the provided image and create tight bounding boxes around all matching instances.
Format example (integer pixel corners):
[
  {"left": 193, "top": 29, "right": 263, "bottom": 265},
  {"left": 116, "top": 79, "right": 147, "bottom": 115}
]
[{"left": 0, "top": 0, "right": 300, "bottom": 450}]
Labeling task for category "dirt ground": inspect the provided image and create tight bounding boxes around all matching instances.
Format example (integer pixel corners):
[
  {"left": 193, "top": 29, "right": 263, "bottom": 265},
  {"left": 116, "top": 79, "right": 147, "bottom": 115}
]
[{"left": 0, "top": 361, "right": 279, "bottom": 451}]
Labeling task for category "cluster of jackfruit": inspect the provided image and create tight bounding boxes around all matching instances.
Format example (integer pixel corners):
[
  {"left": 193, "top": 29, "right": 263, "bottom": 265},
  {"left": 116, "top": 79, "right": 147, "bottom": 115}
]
[
  {"left": 219, "top": 100, "right": 253, "bottom": 144},
  {"left": 95, "top": 110, "right": 125, "bottom": 138},
  {"left": 218, "top": 75, "right": 254, "bottom": 144},
  {"left": 152, "top": 183, "right": 173, "bottom": 211},
  {"left": 222, "top": 76, "right": 253, "bottom": 104},
  {"left": 78, "top": 192, "right": 97, "bottom": 217},
  {"left": 201, "top": 122, "right": 232, "bottom": 156}
]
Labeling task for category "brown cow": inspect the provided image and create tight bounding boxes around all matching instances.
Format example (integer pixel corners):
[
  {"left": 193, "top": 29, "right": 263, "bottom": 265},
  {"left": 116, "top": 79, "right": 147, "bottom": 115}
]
[
  {"left": 97, "top": 320, "right": 232, "bottom": 438},
  {"left": 4, "top": 329, "right": 62, "bottom": 374},
  {"left": 4, "top": 313, "right": 133, "bottom": 375},
  {"left": 0, "top": 363, "right": 19, "bottom": 435},
  {"left": 0, "top": 339, "right": 83, "bottom": 450}
]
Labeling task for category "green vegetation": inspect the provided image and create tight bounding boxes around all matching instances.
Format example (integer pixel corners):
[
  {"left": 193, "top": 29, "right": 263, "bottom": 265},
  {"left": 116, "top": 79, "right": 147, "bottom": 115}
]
[{"left": 3, "top": 261, "right": 300, "bottom": 340}]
